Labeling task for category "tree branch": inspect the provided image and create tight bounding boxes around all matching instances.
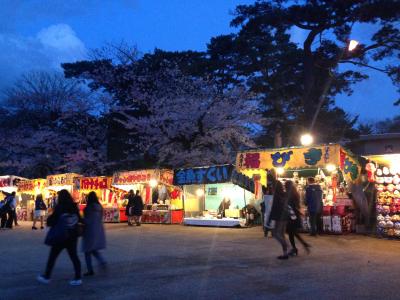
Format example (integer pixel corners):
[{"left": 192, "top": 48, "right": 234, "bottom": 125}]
[{"left": 339, "top": 60, "right": 388, "bottom": 73}]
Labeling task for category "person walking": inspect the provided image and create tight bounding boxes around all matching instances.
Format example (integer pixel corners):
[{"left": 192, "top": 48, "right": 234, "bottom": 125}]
[
  {"left": 285, "top": 180, "right": 311, "bottom": 256},
  {"left": 125, "top": 190, "right": 135, "bottom": 226},
  {"left": 269, "top": 175, "right": 289, "bottom": 260},
  {"left": 32, "top": 194, "right": 47, "bottom": 230},
  {"left": 5, "top": 192, "right": 17, "bottom": 229},
  {"left": 37, "top": 189, "right": 82, "bottom": 286},
  {"left": 82, "top": 191, "right": 107, "bottom": 276},
  {"left": 305, "top": 177, "right": 323, "bottom": 236},
  {"left": 0, "top": 199, "right": 7, "bottom": 229},
  {"left": 132, "top": 190, "right": 144, "bottom": 226}
]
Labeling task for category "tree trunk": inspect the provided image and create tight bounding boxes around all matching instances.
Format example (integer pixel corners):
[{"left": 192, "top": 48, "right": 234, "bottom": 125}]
[{"left": 274, "top": 124, "right": 282, "bottom": 148}]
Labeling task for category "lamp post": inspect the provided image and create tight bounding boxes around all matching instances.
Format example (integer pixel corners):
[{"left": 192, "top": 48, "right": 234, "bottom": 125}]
[{"left": 301, "top": 39, "right": 359, "bottom": 146}]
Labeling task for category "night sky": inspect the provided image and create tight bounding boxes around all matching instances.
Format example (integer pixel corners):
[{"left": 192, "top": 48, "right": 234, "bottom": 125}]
[{"left": 1, "top": 0, "right": 398, "bottom": 121}]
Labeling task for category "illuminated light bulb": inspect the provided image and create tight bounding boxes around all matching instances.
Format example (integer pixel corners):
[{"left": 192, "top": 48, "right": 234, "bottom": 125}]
[
  {"left": 149, "top": 179, "right": 158, "bottom": 188},
  {"left": 276, "top": 167, "right": 285, "bottom": 175},
  {"left": 300, "top": 133, "right": 313, "bottom": 146},
  {"left": 326, "top": 164, "right": 336, "bottom": 172},
  {"left": 196, "top": 189, "right": 204, "bottom": 197}
]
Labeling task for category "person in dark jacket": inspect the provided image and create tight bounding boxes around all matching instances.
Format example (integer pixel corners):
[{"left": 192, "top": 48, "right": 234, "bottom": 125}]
[
  {"left": 32, "top": 194, "right": 47, "bottom": 230},
  {"left": 269, "top": 176, "right": 289, "bottom": 260},
  {"left": 305, "top": 177, "right": 323, "bottom": 236},
  {"left": 285, "top": 180, "right": 311, "bottom": 256},
  {"left": 37, "top": 189, "right": 82, "bottom": 286},
  {"left": 126, "top": 190, "right": 135, "bottom": 226},
  {"left": 82, "top": 192, "right": 107, "bottom": 276},
  {"left": 4, "top": 192, "right": 17, "bottom": 229},
  {"left": 132, "top": 190, "right": 144, "bottom": 226},
  {"left": 0, "top": 198, "right": 7, "bottom": 228}
]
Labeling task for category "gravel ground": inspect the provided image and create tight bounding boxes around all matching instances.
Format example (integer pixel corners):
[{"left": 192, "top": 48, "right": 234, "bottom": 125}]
[{"left": 1, "top": 222, "right": 400, "bottom": 300}]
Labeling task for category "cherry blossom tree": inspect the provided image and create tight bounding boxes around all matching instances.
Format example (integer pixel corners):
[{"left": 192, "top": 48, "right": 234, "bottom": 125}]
[
  {"left": 0, "top": 71, "right": 108, "bottom": 177},
  {"left": 115, "top": 67, "right": 263, "bottom": 167}
]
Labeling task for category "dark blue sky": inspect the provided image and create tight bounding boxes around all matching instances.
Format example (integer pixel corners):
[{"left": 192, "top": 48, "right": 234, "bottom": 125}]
[{"left": 1, "top": 0, "right": 398, "bottom": 121}]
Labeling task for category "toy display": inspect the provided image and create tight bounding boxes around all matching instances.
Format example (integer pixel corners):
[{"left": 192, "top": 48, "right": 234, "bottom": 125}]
[{"left": 375, "top": 166, "right": 400, "bottom": 238}]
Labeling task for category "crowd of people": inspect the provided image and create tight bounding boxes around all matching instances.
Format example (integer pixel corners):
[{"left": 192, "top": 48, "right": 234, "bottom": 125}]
[
  {"left": 264, "top": 169, "right": 324, "bottom": 260},
  {"left": 0, "top": 170, "right": 324, "bottom": 286}
]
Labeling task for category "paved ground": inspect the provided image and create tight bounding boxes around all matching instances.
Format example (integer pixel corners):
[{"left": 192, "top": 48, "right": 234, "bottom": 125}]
[{"left": 1, "top": 222, "right": 400, "bottom": 300}]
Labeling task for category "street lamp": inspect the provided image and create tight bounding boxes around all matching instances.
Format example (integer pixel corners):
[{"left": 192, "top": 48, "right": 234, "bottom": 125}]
[
  {"left": 307, "top": 39, "right": 360, "bottom": 140},
  {"left": 348, "top": 40, "right": 359, "bottom": 52}
]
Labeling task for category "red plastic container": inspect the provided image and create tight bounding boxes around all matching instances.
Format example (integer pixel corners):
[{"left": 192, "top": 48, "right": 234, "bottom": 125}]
[
  {"left": 323, "top": 206, "right": 332, "bottom": 216},
  {"left": 333, "top": 205, "right": 346, "bottom": 216}
]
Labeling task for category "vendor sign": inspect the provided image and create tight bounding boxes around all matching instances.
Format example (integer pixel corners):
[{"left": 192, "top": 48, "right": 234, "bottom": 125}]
[
  {"left": 0, "top": 176, "right": 12, "bottom": 188},
  {"left": 0, "top": 175, "right": 24, "bottom": 188},
  {"left": 112, "top": 170, "right": 158, "bottom": 185},
  {"left": 80, "top": 177, "right": 111, "bottom": 190},
  {"left": 173, "top": 165, "right": 233, "bottom": 186},
  {"left": 18, "top": 179, "right": 46, "bottom": 193},
  {"left": 231, "top": 171, "right": 255, "bottom": 193},
  {"left": 236, "top": 144, "right": 359, "bottom": 180},
  {"left": 160, "top": 170, "right": 174, "bottom": 186},
  {"left": 47, "top": 173, "right": 81, "bottom": 187}
]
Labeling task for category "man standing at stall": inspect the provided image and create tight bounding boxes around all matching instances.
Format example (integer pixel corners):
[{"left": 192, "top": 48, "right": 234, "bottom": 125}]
[
  {"left": 305, "top": 178, "right": 323, "bottom": 236},
  {"left": 3, "top": 192, "right": 17, "bottom": 229}
]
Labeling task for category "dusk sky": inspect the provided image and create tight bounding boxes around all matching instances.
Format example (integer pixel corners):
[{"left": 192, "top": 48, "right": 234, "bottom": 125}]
[{"left": 1, "top": 0, "right": 398, "bottom": 121}]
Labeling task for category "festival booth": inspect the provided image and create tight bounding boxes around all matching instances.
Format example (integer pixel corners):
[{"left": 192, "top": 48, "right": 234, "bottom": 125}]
[
  {"left": 236, "top": 144, "right": 360, "bottom": 234},
  {"left": 17, "top": 179, "right": 46, "bottom": 221},
  {"left": 46, "top": 173, "right": 82, "bottom": 207},
  {"left": 0, "top": 175, "right": 26, "bottom": 195},
  {"left": 0, "top": 175, "right": 27, "bottom": 220},
  {"left": 174, "top": 165, "right": 257, "bottom": 228},
  {"left": 112, "top": 169, "right": 183, "bottom": 224},
  {"left": 75, "top": 176, "right": 124, "bottom": 223},
  {"left": 364, "top": 154, "right": 400, "bottom": 239}
]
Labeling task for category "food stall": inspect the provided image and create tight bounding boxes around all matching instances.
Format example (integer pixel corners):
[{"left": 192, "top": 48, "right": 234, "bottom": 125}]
[
  {"left": 112, "top": 169, "right": 183, "bottom": 224},
  {"left": 75, "top": 176, "right": 123, "bottom": 223},
  {"left": 0, "top": 175, "right": 27, "bottom": 220},
  {"left": 365, "top": 154, "right": 400, "bottom": 238},
  {"left": 174, "top": 165, "right": 257, "bottom": 227},
  {"left": 17, "top": 179, "right": 46, "bottom": 221},
  {"left": 46, "top": 173, "right": 82, "bottom": 207},
  {"left": 236, "top": 144, "right": 360, "bottom": 234}
]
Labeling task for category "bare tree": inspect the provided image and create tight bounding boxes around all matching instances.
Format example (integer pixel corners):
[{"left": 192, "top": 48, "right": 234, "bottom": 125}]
[
  {"left": 89, "top": 40, "right": 141, "bottom": 65},
  {"left": 3, "top": 71, "right": 94, "bottom": 114}
]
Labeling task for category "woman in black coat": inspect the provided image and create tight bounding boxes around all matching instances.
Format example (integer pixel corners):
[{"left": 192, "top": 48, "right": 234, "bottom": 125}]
[
  {"left": 285, "top": 180, "right": 311, "bottom": 256},
  {"left": 270, "top": 179, "right": 289, "bottom": 259},
  {"left": 37, "top": 189, "right": 82, "bottom": 286},
  {"left": 132, "top": 190, "right": 144, "bottom": 226},
  {"left": 126, "top": 190, "right": 135, "bottom": 226}
]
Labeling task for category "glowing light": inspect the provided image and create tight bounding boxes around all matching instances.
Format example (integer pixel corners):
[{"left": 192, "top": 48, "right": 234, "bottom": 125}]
[
  {"left": 348, "top": 40, "right": 359, "bottom": 51},
  {"left": 149, "top": 179, "right": 158, "bottom": 188},
  {"left": 276, "top": 167, "right": 285, "bottom": 175},
  {"left": 222, "top": 188, "right": 235, "bottom": 199},
  {"left": 300, "top": 133, "right": 314, "bottom": 146},
  {"left": 326, "top": 164, "right": 336, "bottom": 172},
  {"left": 196, "top": 188, "right": 204, "bottom": 197}
]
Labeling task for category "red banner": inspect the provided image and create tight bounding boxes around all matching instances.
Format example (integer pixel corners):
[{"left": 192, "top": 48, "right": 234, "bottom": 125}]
[{"left": 80, "top": 177, "right": 111, "bottom": 190}]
